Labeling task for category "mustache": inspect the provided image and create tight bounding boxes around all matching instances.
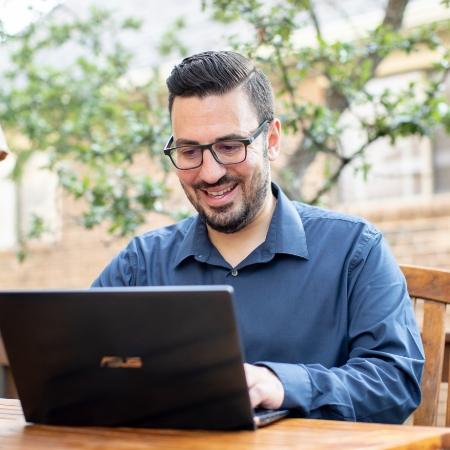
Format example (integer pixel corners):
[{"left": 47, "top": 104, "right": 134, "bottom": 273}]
[{"left": 193, "top": 175, "right": 242, "bottom": 191}]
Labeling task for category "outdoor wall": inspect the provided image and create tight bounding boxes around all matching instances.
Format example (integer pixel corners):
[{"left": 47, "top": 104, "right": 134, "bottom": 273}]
[
  {"left": 336, "top": 193, "right": 450, "bottom": 270},
  {"left": 1, "top": 188, "right": 449, "bottom": 290},
  {"left": 0, "top": 194, "right": 176, "bottom": 290}
]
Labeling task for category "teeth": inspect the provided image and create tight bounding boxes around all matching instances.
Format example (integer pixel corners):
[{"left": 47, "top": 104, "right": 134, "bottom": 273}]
[{"left": 207, "top": 186, "right": 233, "bottom": 197}]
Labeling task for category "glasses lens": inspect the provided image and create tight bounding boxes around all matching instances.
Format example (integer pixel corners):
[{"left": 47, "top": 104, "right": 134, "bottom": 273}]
[
  {"left": 171, "top": 146, "right": 202, "bottom": 169},
  {"left": 212, "top": 141, "right": 246, "bottom": 164}
]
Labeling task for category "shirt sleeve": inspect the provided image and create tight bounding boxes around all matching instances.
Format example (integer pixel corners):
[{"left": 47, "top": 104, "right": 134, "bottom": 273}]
[
  {"left": 91, "top": 246, "right": 137, "bottom": 287},
  {"left": 258, "top": 232, "right": 425, "bottom": 423}
]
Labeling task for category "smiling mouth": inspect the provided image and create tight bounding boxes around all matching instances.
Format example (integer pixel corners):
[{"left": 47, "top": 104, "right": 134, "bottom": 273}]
[{"left": 204, "top": 184, "right": 237, "bottom": 199}]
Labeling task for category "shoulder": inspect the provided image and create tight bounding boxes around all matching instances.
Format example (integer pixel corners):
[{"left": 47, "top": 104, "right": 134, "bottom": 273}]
[
  {"left": 292, "top": 201, "right": 380, "bottom": 235},
  {"left": 290, "top": 201, "right": 384, "bottom": 270},
  {"left": 127, "top": 215, "right": 197, "bottom": 252}
]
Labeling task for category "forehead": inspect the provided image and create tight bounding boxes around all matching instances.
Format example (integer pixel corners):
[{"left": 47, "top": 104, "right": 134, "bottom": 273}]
[{"left": 171, "top": 89, "right": 259, "bottom": 138}]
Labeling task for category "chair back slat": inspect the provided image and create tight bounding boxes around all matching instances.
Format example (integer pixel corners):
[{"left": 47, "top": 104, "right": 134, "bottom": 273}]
[
  {"left": 399, "top": 264, "right": 450, "bottom": 427},
  {"left": 413, "top": 300, "right": 445, "bottom": 426},
  {"left": 446, "top": 361, "right": 450, "bottom": 427}
]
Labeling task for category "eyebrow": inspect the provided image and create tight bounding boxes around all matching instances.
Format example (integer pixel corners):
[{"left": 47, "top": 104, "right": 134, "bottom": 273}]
[{"left": 174, "top": 133, "right": 248, "bottom": 147}]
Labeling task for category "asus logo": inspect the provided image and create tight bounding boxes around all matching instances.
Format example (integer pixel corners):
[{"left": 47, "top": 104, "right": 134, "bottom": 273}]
[{"left": 100, "top": 356, "right": 143, "bottom": 368}]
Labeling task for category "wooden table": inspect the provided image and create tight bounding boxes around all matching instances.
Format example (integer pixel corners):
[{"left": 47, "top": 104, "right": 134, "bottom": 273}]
[{"left": 2, "top": 399, "right": 450, "bottom": 450}]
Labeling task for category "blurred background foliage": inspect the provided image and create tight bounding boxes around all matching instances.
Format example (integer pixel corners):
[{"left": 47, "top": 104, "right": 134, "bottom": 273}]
[
  {"left": 1, "top": 0, "right": 450, "bottom": 260},
  {"left": 0, "top": 7, "right": 175, "bottom": 260},
  {"left": 203, "top": 0, "right": 450, "bottom": 203}
]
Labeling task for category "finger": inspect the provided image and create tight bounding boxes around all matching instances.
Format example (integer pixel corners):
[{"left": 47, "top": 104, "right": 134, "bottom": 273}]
[
  {"left": 244, "top": 364, "right": 262, "bottom": 407},
  {"left": 248, "top": 384, "right": 262, "bottom": 408},
  {"left": 244, "top": 364, "right": 285, "bottom": 409},
  {"left": 244, "top": 363, "right": 256, "bottom": 388}
]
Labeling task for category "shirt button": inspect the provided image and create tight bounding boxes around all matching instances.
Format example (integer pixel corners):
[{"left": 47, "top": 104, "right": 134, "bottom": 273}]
[{"left": 231, "top": 270, "right": 238, "bottom": 276}]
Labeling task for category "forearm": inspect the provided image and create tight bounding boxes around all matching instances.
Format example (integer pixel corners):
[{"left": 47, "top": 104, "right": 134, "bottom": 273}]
[{"left": 258, "top": 355, "right": 423, "bottom": 423}]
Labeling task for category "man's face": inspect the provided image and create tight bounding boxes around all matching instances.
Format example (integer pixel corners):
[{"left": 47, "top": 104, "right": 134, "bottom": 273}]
[{"left": 171, "top": 89, "right": 277, "bottom": 234}]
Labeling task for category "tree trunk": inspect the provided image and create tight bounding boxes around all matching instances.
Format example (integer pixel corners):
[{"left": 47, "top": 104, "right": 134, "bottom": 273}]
[{"left": 279, "top": 0, "right": 410, "bottom": 202}]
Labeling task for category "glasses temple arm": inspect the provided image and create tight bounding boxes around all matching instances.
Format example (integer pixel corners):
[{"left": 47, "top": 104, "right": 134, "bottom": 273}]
[{"left": 165, "top": 136, "right": 174, "bottom": 150}]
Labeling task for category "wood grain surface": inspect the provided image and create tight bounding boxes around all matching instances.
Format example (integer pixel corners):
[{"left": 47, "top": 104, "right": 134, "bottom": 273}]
[
  {"left": 400, "top": 265, "right": 450, "bottom": 304},
  {"left": 414, "top": 300, "right": 446, "bottom": 426},
  {"left": 399, "top": 264, "right": 450, "bottom": 428},
  {"left": 2, "top": 399, "right": 450, "bottom": 450}
]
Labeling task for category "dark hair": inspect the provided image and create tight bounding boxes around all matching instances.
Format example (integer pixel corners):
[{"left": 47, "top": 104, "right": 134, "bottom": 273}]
[{"left": 166, "top": 51, "right": 274, "bottom": 123}]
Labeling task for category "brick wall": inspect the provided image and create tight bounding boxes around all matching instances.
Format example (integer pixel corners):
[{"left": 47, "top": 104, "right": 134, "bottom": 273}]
[
  {"left": 1, "top": 189, "right": 449, "bottom": 290},
  {"left": 335, "top": 193, "right": 450, "bottom": 270},
  {"left": 0, "top": 194, "right": 177, "bottom": 290}
]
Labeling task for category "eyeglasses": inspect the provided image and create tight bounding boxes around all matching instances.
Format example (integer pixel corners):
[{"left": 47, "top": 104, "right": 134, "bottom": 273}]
[{"left": 163, "top": 120, "right": 270, "bottom": 170}]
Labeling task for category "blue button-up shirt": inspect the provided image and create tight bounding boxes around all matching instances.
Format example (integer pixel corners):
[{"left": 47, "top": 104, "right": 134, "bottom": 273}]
[{"left": 92, "top": 183, "right": 424, "bottom": 423}]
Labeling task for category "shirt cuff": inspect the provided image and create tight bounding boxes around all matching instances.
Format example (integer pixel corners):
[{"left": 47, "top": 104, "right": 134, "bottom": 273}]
[{"left": 255, "top": 361, "right": 312, "bottom": 413}]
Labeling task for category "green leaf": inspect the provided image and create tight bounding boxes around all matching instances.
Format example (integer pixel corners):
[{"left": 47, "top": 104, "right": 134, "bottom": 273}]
[{"left": 0, "top": 7, "right": 174, "bottom": 259}]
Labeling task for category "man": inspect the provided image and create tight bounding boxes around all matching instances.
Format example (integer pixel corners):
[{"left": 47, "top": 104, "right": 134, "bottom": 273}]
[{"left": 92, "top": 51, "right": 424, "bottom": 423}]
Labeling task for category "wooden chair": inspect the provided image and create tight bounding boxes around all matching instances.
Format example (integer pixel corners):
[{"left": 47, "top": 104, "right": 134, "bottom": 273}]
[{"left": 400, "top": 264, "right": 450, "bottom": 426}]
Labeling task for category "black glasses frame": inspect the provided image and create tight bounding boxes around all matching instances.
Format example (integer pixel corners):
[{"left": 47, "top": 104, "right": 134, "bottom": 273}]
[{"left": 163, "top": 120, "right": 270, "bottom": 170}]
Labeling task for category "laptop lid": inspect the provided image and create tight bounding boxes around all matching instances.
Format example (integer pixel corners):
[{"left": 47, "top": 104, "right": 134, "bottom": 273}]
[{"left": 0, "top": 286, "right": 258, "bottom": 430}]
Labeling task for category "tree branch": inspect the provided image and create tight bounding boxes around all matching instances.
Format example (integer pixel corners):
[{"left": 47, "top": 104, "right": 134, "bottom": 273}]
[
  {"left": 309, "top": 2, "right": 323, "bottom": 41},
  {"left": 383, "top": 0, "right": 409, "bottom": 31},
  {"left": 274, "top": 44, "right": 298, "bottom": 111},
  {"left": 280, "top": 0, "right": 411, "bottom": 201},
  {"left": 307, "top": 133, "right": 382, "bottom": 204},
  {"left": 370, "top": 0, "right": 409, "bottom": 77}
]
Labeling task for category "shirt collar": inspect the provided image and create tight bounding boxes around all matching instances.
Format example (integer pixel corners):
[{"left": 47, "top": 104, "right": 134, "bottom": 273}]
[
  {"left": 173, "top": 214, "right": 212, "bottom": 268},
  {"left": 173, "top": 182, "right": 309, "bottom": 269},
  {"left": 268, "top": 182, "right": 309, "bottom": 259}
]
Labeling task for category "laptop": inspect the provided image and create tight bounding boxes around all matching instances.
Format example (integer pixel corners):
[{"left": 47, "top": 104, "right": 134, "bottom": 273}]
[{"left": 0, "top": 286, "right": 289, "bottom": 430}]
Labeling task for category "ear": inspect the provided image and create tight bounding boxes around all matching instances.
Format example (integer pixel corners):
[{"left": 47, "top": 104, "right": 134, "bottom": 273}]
[{"left": 267, "top": 119, "right": 281, "bottom": 162}]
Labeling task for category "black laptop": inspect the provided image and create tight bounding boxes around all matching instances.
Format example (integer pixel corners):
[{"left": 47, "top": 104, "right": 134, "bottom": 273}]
[{"left": 0, "top": 286, "right": 289, "bottom": 430}]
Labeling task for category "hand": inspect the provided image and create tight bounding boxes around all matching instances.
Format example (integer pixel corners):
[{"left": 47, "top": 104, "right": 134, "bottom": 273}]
[{"left": 244, "top": 363, "right": 284, "bottom": 409}]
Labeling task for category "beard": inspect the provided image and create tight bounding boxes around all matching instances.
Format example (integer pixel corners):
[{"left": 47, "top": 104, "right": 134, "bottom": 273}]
[{"left": 180, "top": 157, "right": 271, "bottom": 234}]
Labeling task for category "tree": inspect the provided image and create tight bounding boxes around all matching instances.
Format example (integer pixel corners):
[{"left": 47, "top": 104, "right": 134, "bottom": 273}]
[
  {"left": 2, "top": 1, "right": 450, "bottom": 261},
  {"left": 202, "top": 0, "right": 450, "bottom": 203},
  {"left": 0, "top": 7, "right": 176, "bottom": 260}
]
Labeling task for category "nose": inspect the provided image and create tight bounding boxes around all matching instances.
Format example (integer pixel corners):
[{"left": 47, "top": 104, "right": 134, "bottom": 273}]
[{"left": 198, "top": 149, "right": 227, "bottom": 184}]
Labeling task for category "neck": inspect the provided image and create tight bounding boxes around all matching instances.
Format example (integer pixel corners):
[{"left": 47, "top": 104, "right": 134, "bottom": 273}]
[{"left": 207, "top": 188, "right": 277, "bottom": 268}]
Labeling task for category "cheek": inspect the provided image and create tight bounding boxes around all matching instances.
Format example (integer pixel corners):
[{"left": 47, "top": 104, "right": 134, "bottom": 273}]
[
  {"left": 242, "top": 150, "right": 265, "bottom": 176},
  {"left": 177, "top": 170, "right": 197, "bottom": 188}
]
